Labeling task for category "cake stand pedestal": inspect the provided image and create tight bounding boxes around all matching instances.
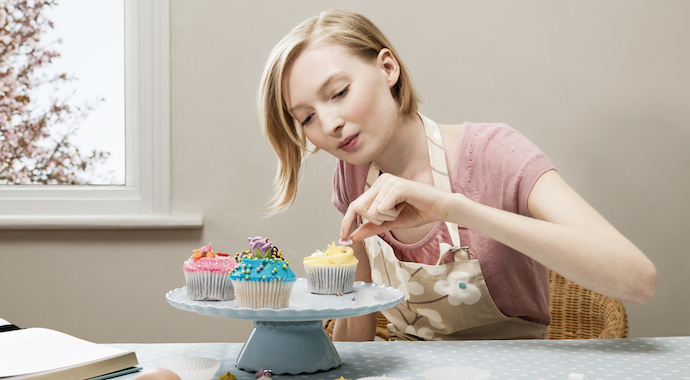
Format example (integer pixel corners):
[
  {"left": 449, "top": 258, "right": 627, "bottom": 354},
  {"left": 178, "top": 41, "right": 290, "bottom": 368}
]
[{"left": 165, "top": 278, "right": 404, "bottom": 375}]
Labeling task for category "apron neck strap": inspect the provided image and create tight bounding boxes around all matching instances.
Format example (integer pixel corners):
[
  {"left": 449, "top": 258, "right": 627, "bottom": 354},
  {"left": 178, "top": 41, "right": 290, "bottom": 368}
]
[{"left": 366, "top": 114, "right": 461, "bottom": 247}]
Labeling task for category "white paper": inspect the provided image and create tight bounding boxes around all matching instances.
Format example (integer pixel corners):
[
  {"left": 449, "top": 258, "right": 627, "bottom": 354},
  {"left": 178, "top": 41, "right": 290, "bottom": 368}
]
[{"left": 0, "top": 328, "right": 132, "bottom": 377}]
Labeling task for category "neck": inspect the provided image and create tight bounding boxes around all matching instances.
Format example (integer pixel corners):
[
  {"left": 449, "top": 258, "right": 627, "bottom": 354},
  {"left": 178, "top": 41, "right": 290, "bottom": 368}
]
[{"left": 373, "top": 113, "right": 431, "bottom": 183}]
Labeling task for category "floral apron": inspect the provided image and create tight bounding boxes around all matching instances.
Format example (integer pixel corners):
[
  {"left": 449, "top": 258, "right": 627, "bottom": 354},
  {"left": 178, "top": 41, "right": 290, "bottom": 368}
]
[{"left": 362, "top": 115, "right": 547, "bottom": 341}]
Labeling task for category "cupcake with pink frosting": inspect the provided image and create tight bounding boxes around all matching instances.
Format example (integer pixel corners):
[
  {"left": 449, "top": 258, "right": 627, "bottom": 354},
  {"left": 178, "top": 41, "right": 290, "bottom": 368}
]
[
  {"left": 229, "top": 236, "right": 296, "bottom": 309},
  {"left": 183, "top": 242, "right": 238, "bottom": 301}
]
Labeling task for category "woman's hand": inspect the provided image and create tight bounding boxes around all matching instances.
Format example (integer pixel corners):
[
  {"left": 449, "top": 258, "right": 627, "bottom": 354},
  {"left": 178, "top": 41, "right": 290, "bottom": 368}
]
[{"left": 340, "top": 173, "right": 461, "bottom": 242}]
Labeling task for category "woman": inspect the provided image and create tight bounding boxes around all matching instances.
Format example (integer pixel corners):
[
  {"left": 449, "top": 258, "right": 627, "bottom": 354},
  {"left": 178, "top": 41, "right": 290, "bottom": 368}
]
[{"left": 258, "top": 9, "right": 656, "bottom": 341}]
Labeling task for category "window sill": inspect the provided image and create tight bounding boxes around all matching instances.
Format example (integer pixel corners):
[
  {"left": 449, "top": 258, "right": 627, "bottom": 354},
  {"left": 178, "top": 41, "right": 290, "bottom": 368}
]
[{"left": 0, "top": 214, "right": 204, "bottom": 230}]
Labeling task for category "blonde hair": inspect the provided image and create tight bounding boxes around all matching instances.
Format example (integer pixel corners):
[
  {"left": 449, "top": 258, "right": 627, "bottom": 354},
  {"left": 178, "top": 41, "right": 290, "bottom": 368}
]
[{"left": 258, "top": 9, "right": 420, "bottom": 214}]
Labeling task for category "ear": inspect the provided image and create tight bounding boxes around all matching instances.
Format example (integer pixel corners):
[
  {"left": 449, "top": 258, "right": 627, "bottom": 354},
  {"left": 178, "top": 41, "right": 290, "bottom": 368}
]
[{"left": 377, "top": 48, "right": 400, "bottom": 88}]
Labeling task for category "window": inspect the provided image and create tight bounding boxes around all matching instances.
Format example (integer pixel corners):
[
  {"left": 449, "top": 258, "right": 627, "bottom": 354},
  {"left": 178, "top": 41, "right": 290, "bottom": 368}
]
[
  {"left": 0, "top": 0, "right": 202, "bottom": 229},
  {"left": 37, "top": 0, "right": 126, "bottom": 185}
]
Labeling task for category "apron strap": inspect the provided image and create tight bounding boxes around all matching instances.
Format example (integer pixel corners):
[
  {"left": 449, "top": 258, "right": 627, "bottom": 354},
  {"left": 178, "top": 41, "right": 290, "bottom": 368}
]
[{"left": 366, "top": 114, "right": 463, "bottom": 251}]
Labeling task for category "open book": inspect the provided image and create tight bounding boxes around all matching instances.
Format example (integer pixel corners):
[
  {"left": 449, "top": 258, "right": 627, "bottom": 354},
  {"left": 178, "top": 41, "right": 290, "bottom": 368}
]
[{"left": 0, "top": 319, "right": 139, "bottom": 379}]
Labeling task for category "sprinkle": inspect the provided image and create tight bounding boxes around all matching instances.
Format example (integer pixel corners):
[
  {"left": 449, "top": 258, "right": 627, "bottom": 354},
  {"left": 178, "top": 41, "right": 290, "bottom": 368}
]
[
  {"left": 262, "top": 275, "right": 266, "bottom": 280},
  {"left": 192, "top": 249, "right": 203, "bottom": 259},
  {"left": 245, "top": 275, "right": 250, "bottom": 280},
  {"left": 351, "top": 297, "right": 356, "bottom": 301}
]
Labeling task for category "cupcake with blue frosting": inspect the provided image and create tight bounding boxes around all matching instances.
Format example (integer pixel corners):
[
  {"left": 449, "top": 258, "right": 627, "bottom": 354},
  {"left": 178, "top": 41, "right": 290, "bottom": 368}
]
[{"left": 230, "top": 236, "right": 296, "bottom": 309}]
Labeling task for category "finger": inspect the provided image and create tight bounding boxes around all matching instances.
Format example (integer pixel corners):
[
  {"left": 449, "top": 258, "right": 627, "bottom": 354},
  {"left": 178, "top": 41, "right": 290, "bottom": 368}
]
[
  {"left": 376, "top": 182, "right": 407, "bottom": 218},
  {"left": 345, "top": 182, "right": 389, "bottom": 226},
  {"left": 341, "top": 203, "right": 358, "bottom": 240},
  {"left": 341, "top": 174, "right": 399, "bottom": 239},
  {"left": 366, "top": 179, "right": 403, "bottom": 219},
  {"left": 364, "top": 201, "right": 398, "bottom": 226},
  {"left": 365, "top": 198, "right": 392, "bottom": 221},
  {"left": 350, "top": 220, "right": 395, "bottom": 242}
]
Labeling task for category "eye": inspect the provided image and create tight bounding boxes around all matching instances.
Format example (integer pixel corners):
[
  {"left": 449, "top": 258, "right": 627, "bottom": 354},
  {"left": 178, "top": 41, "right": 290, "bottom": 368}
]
[
  {"left": 332, "top": 85, "right": 349, "bottom": 99},
  {"left": 301, "top": 114, "right": 313, "bottom": 126}
]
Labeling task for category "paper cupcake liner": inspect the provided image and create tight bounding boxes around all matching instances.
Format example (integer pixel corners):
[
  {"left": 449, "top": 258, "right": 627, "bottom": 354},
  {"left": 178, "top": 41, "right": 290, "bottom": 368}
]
[
  {"left": 422, "top": 366, "right": 491, "bottom": 380},
  {"left": 184, "top": 271, "right": 234, "bottom": 301},
  {"left": 157, "top": 356, "right": 220, "bottom": 380},
  {"left": 231, "top": 278, "right": 296, "bottom": 309},
  {"left": 303, "top": 262, "right": 357, "bottom": 294}
]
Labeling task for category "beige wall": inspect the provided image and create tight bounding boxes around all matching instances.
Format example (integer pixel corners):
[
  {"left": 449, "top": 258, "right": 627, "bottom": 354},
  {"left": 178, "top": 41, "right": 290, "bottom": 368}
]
[{"left": 1, "top": 0, "right": 688, "bottom": 343}]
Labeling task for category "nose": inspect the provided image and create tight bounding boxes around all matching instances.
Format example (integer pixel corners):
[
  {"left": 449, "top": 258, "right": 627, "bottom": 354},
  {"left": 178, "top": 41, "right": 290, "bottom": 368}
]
[{"left": 321, "top": 109, "right": 344, "bottom": 136}]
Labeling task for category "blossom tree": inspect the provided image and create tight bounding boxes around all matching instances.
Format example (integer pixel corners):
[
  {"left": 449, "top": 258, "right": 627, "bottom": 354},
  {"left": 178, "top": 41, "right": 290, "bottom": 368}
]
[{"left": 0, "top": 0, "right": 108, "bottom": 185}]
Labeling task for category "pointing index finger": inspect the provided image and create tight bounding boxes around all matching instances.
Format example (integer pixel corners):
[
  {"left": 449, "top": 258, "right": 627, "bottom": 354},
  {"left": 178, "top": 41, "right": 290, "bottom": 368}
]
[{"left": 340, "top": 203, "right": 358, "bottom": 241}]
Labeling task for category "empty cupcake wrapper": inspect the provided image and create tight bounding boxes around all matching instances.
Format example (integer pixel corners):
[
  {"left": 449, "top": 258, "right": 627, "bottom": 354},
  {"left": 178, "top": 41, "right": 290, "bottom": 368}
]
[
  {"left": 156, "top": 357, "right": 221, "bottom": 380},
  {"left": 422, "top": 366, "right": 491, "bottom": 380}
]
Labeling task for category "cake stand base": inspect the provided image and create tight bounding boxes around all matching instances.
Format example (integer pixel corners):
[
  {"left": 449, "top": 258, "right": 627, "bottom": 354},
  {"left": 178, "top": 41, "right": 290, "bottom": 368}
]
[{"left": 235, "top": 320, "right": 342, "bottom": 375}]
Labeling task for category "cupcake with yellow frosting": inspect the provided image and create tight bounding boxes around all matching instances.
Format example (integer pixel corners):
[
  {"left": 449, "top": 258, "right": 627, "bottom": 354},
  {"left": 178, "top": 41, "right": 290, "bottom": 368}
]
[{"left": 303, "top": 243, "right": 358, "bottom": 294}]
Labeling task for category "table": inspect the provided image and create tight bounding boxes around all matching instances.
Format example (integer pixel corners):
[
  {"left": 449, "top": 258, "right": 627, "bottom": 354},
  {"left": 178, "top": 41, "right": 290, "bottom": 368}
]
[{"left": 110, "top": 336, "right": 690, "bottom": 380}]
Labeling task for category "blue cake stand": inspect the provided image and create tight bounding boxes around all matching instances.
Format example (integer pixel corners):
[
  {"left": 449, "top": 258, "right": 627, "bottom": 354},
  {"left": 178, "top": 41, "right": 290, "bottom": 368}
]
[{"left": 165, "top": 278, "right": 404, "bottom": 375}]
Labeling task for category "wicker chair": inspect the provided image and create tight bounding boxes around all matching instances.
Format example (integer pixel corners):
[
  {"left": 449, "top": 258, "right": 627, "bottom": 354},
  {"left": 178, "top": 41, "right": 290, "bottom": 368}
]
[
  {"left": 546, "top": 270, "right": 628, "bottom": 339},
  {"left": 324, "top": 270, "right": 629, "bottom": 340}
]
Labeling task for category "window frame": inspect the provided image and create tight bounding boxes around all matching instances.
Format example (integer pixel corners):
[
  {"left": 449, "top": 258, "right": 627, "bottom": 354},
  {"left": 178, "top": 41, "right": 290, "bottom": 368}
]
[{"left": 0, "top": 0, "right": 202, "bottom": 229}]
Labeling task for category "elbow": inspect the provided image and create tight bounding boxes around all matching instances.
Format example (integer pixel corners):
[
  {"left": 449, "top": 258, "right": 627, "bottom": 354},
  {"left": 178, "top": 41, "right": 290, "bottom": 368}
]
[{"left": 629, "top": 261, "right": 657, "bottom": 304}]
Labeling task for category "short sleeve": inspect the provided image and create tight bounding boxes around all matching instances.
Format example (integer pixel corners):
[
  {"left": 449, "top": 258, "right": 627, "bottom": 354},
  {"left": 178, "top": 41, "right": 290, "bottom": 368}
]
[{"left": 452, "top": 123, "right": 555, "bottom": 217}]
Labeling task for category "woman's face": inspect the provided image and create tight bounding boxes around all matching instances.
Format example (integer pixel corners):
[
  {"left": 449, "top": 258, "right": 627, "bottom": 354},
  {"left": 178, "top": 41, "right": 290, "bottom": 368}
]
[{"left": 283, "top": 42, "right": 401, "bottom": 166}]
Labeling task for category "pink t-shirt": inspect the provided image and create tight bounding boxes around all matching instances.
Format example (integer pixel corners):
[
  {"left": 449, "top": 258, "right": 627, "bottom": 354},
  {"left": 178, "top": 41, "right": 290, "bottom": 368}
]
[{"left": 332, "top": 122, "right": 554, "bottom": 325}]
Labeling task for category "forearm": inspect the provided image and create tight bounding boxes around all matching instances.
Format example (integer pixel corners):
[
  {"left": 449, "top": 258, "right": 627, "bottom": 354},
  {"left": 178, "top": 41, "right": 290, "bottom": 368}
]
[
  {"left": 447, "top": 194, "right": 656, "bottom": 304},
  {"left": 333, "top": 313, "right": 376, "bottom": 341},
  {"left": 333, "top": 240, "right": 377, "bottom": 341}
]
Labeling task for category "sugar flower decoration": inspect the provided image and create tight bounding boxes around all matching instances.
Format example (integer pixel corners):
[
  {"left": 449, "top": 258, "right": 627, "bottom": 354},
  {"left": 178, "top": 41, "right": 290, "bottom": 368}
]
[
  {"left": 255, "top": 369, "right": 272, "bottom": 379},
  {"left": 220, "top": 372, "right": 237, "bottom": 380},
  {"left": 248, "top": 236, "right": 273, "bottom": 259}
]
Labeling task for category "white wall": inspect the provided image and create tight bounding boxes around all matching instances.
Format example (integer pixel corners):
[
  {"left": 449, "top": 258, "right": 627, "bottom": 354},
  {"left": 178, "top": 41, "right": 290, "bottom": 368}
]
[{"left": 1, "top": 0, "right": 688, "bottom": 343}]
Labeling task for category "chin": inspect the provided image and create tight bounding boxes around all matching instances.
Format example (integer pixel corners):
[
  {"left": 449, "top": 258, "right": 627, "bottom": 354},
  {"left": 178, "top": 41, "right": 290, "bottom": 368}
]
[
  {"left": 336, "top": 156, "right": 365, "bottom": 166},
  {"left": 343, "top": 148, "right": 381, "bottom": 167}
]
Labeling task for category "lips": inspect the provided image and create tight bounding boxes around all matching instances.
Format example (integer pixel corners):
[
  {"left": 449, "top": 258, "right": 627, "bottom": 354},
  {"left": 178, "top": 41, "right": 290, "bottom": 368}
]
[{"left": 338, "top": 134, "right": 359, "bottom": 152}]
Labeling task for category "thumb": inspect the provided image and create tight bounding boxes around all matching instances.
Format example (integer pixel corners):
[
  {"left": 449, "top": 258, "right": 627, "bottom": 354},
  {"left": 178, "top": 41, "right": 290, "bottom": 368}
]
[{"left": 350, "top": 221, "right": 394, "bottom": 242}]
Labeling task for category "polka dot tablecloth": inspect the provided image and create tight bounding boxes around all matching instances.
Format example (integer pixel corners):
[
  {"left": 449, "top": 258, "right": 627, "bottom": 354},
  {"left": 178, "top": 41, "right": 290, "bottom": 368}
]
[{"left": 110, "top": 336, "right": 690, "bottom": 380}]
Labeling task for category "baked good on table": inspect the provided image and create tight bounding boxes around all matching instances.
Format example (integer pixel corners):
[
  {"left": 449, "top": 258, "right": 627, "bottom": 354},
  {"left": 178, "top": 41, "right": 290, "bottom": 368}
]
[
  {"left": 303, "top": 242, "right": 358, "bottom": 295},
  {"left": 183, "top": 242, "right": 238, "bottom": 301},
  {"left": 229, "top": 236, "right": 296, "bottom": 309}
]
